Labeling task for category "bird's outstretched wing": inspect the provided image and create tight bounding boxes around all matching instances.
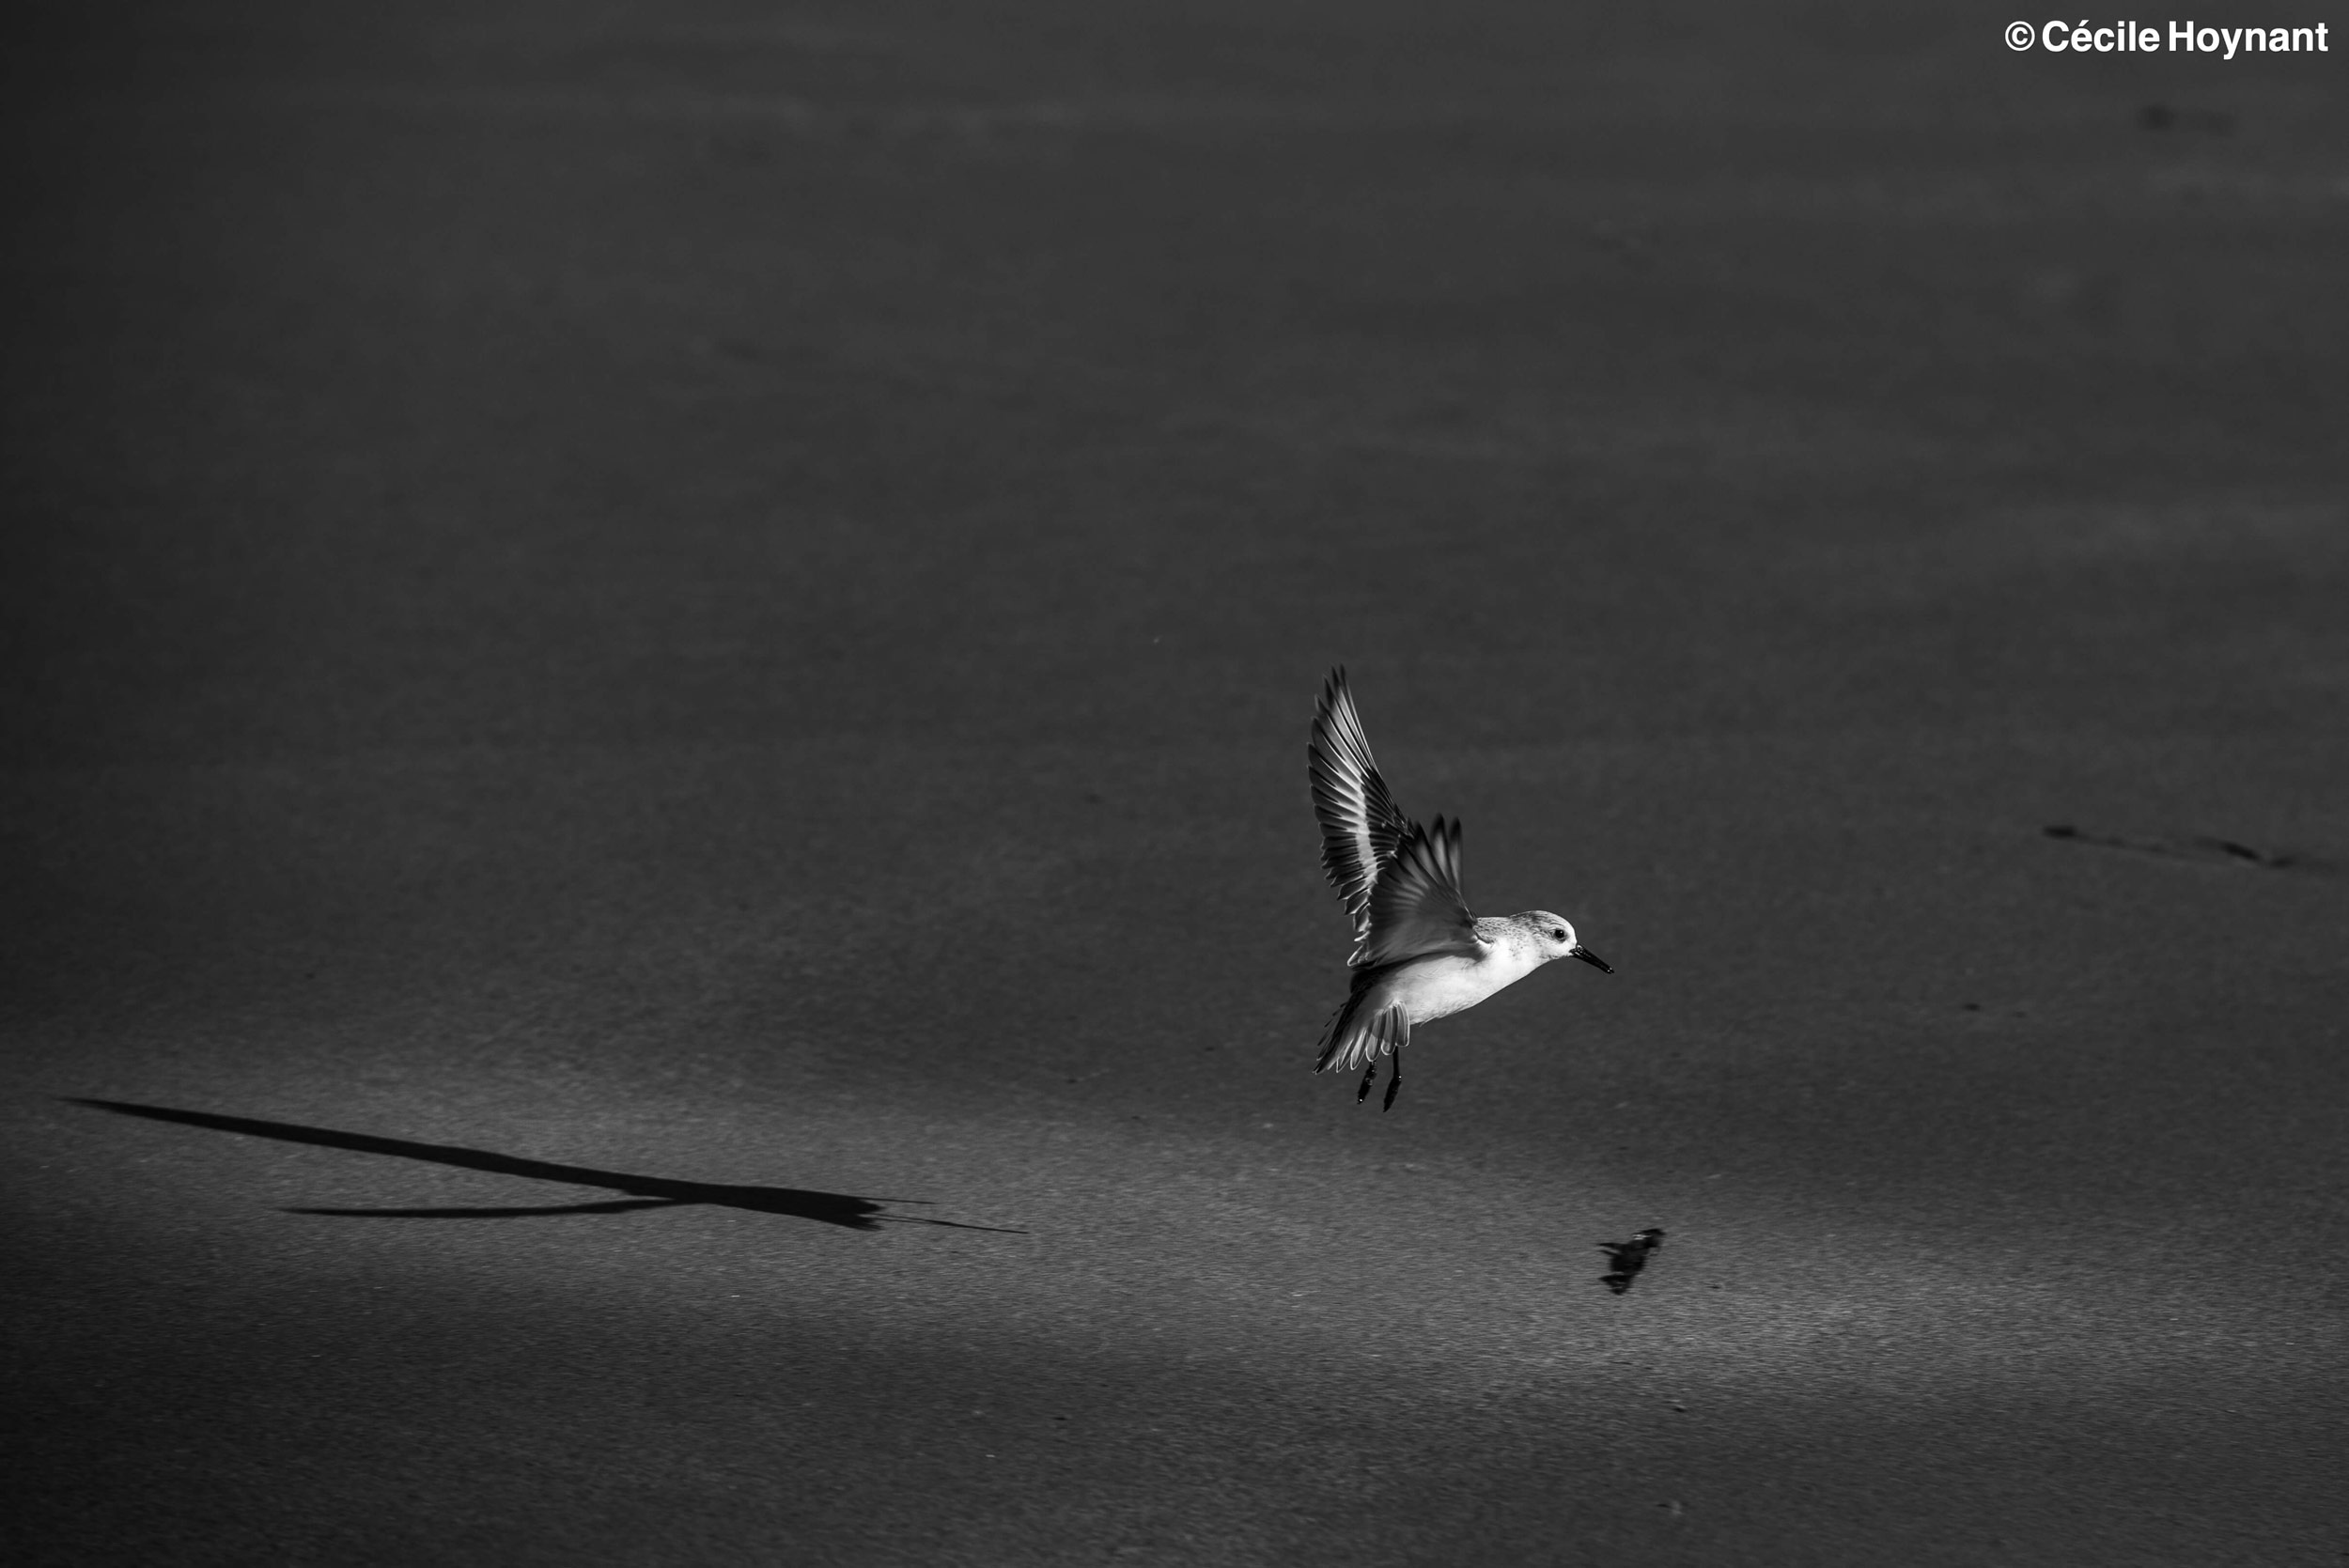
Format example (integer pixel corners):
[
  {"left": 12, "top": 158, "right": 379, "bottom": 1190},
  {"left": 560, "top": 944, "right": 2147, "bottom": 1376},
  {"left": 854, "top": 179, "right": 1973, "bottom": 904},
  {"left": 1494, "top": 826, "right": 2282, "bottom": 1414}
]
[
  {"left": 1355, "top": 815, "right": 1483, "bottom": 967},
  {"left": 1309, "top": 667, "right": 1411, "bottom": 940}
]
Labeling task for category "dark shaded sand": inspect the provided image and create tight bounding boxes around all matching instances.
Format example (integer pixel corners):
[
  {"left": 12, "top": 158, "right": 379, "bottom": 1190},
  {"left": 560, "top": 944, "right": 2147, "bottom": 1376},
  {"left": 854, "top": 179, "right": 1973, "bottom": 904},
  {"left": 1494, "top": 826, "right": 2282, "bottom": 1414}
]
[{"left": 4, "top": 3, "right": 2345, "bottom": 1562}]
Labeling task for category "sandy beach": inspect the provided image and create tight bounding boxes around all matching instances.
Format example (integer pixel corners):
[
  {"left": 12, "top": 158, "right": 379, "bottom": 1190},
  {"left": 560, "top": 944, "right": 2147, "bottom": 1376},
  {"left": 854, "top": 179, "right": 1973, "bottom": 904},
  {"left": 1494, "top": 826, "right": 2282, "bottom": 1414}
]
[{"left": 5, "top": 3, "right": 2345, "bottom": 1562}]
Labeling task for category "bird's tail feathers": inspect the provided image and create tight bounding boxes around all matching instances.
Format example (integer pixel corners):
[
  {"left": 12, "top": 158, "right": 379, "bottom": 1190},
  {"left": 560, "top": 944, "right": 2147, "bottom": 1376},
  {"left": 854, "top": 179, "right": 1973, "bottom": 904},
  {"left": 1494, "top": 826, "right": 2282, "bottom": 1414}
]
[{"left": 1315, "top": 996, "right": 1410, "bottom": 1074}]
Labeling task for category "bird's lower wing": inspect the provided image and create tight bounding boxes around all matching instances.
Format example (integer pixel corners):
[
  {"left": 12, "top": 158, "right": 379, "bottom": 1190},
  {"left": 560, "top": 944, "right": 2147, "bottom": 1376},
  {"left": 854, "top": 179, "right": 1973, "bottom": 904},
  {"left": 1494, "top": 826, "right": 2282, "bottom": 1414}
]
[
  {"left": 1310, "top": 668, "right": 1411, "bottom": 938},
  {"left": 1316, "top": 999, "right": 1411, "bottom": 1074},
  {"left": 1354, "top": 815, "right": 1483, "bottom": 967}
]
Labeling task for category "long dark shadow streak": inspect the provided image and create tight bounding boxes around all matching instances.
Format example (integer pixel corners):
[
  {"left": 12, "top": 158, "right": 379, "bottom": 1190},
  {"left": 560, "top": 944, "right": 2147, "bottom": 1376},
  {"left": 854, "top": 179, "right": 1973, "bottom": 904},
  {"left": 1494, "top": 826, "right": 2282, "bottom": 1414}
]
[{"left": 69, "top": 1100, "right": 1022, "bottom": 1233}]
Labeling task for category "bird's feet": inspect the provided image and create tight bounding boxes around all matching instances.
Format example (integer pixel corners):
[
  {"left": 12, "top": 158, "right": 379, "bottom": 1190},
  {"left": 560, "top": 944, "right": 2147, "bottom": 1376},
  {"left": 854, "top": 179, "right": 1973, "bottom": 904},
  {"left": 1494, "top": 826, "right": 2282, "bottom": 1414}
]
[
  {"left": 1382, "top": 1057, "right": 1402, "bottom": 1113},
  {"left": 1356, "top": 1059, "right": 1378, "bottom": 1104}
]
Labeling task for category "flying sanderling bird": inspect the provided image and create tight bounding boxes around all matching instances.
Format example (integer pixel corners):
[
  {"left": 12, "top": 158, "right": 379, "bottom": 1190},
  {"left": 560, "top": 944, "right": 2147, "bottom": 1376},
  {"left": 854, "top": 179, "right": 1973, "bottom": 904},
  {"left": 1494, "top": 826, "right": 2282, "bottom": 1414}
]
[{"left": 1309, "top": 667, "right": 1611, "bottom": 1111}]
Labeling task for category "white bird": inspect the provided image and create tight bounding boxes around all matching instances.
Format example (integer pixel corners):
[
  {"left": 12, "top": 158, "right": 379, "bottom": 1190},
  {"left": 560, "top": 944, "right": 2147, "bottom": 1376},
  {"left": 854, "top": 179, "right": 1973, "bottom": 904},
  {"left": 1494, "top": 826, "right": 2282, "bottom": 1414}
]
[{"left": 1308, "top": 667, "right": 1611, "bottom": 1110}]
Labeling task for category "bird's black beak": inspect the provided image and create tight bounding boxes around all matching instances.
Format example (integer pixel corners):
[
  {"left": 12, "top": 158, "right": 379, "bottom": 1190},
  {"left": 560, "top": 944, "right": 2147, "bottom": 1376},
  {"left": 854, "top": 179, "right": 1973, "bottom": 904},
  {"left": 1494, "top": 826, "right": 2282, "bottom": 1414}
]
[{"left": 1569, "top": 945, "right": 1613, "bottom": 974}]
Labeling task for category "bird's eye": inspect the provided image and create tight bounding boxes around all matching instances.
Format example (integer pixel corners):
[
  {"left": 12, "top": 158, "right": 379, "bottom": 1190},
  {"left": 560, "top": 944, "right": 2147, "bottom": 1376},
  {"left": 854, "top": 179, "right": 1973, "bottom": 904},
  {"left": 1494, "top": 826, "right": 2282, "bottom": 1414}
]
[{"left": 1551, "top": 928, "right": 1566, "bottom": 941}]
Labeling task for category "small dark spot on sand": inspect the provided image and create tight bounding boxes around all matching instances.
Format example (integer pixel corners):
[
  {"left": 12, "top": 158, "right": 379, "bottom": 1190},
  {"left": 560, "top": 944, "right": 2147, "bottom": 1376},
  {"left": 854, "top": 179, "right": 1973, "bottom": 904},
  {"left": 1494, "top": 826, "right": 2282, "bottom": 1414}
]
[
  {"left": 2045, "top": 824, "right": 2310, "bottom": 872},
  {"left": 1599, "top": 1228, "right": 1665, "bottom": 1295},
  {"left": 2197, "top": 836, "right": 2296, "bottom": 868},
  {"left": 2139, "top": 103, "right": 2236, "bottom": 134}
]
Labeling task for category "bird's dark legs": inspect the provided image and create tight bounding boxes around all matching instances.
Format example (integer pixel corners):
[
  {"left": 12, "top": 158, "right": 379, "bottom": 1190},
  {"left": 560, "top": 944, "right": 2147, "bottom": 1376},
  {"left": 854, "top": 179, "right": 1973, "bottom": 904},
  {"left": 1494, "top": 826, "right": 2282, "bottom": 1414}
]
[
  {"left": 1382, "top": 1049, "right": 1402, "bottom": 1112},
  {"left": 1356, "top": 1058, "right": 1378, "bottom": 1104}
]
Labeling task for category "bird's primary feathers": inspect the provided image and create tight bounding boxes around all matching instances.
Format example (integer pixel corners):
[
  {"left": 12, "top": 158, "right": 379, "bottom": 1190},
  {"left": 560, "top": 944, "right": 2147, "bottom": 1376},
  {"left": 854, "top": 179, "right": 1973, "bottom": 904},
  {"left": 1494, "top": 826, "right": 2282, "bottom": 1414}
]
[{"left": 1307, "top": 668, "right": 1610, "bottom": 1104}]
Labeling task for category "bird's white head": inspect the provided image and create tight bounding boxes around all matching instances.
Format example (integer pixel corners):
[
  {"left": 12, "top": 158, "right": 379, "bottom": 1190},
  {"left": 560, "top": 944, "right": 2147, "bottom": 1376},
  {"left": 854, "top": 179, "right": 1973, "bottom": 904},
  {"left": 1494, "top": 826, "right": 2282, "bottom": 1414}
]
[{"left": 1521, "top": 911, "right": 1613, "bottom": 973}]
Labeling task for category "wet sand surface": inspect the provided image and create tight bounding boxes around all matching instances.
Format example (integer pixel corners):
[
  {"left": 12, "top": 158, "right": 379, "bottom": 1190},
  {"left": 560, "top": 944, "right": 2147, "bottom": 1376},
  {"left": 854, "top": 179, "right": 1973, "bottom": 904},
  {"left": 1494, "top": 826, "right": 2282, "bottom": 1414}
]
[{"left": 5, "top": 3, "right": 2346, "bottom": 1562}]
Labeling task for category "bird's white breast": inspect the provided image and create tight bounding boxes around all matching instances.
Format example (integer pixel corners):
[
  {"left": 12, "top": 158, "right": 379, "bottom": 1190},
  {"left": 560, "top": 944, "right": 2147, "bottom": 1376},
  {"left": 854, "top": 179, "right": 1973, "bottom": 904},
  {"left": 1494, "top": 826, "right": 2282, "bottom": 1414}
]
[{"left": 1389, "top": 943, "right": 1543, "bottom": 1025}]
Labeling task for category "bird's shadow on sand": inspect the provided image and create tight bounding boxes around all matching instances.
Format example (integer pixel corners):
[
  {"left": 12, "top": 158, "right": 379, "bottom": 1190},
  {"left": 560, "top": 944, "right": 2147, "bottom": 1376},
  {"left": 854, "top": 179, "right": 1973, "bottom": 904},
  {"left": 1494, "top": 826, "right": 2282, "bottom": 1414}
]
[{"left": 68, "top": 1100, "right": 1021, "bottom": 1233}]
